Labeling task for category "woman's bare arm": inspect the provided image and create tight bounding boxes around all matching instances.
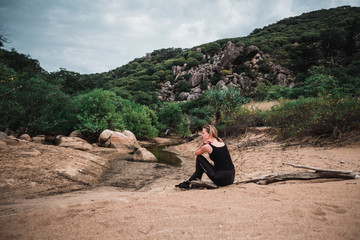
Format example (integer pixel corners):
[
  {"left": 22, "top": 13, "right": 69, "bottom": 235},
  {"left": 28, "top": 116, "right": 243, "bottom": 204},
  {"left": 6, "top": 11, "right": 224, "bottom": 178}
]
[{"left": 195, "top": 143, "right": 212, "bottom": 156}]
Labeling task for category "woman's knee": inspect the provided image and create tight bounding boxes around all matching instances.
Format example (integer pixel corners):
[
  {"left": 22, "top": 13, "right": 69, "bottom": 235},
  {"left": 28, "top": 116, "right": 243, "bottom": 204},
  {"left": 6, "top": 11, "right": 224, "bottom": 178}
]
[{"left": 196, "top": 155, "right": 207, "bottom": 162}]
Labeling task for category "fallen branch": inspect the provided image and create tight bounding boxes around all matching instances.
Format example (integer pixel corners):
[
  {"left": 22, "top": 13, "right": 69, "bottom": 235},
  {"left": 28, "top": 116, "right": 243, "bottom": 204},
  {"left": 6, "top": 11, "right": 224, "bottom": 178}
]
[
  {"left": 281, "top": 162, "right": 353, "bottom": 173},
  {"left": 236, "top": 162, "right": 359, "bottom": 185},
  {"left": 190, "top": 180, "right": 218, "bottom": 189}
]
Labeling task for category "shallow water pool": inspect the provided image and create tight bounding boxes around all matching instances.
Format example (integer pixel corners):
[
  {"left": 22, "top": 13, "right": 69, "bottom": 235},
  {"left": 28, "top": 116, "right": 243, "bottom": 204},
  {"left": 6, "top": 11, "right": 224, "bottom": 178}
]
[{"left": 146, "top": 145, "right": 182, "bottom": 167}]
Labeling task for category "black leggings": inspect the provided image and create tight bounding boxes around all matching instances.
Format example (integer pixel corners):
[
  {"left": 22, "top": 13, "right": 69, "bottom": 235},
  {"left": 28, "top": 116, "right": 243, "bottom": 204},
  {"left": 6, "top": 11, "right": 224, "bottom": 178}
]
[{"left": 189, "top": 155, "right": 235, "bottom": 186}]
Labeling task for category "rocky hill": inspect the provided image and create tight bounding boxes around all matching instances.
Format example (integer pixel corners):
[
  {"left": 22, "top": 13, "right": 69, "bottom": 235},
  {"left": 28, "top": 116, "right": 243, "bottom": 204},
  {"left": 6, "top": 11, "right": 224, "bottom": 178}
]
[
  {"left": 160, "top": 41, "right": 295, "bottom": 101},
  {"left": 106, "top": 5, "right": 359, "bottom": 103}
]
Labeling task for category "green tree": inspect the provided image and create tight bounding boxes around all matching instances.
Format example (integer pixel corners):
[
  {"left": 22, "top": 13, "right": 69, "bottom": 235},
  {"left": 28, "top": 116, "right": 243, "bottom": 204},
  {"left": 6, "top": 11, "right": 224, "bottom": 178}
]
[
  {"left": 203, "top": 42, "right": 221, "bottom": 55},
  {"left": 187, "top": 51, "right": 203, "bottom": 61},
  {"left": 294, "top": 66, "right": 339, "bottom": 97},
  {"left": 158, "top": 102, "right": 188, "bottom": 135},
  {"left": 206, "top": 87, "right": 248, "bottom": 124},
  {"left": 119, "top": 99, "right": 159, "bottom": 139},
  {"left": 0, "top": 75, "right": 71, "bottom": 135},
  {"left": 72, "top": 89, "right": 124, "bottom": 133},
  {"left": 186, "top": 57, "right": 199, "bottom": 69}
]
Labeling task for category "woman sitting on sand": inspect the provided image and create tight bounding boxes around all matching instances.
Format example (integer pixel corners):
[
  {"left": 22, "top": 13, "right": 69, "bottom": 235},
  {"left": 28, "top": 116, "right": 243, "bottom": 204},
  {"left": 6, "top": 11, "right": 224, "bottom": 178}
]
[{"left": 176, "top": 125, "right": 235, "bottom": 189}]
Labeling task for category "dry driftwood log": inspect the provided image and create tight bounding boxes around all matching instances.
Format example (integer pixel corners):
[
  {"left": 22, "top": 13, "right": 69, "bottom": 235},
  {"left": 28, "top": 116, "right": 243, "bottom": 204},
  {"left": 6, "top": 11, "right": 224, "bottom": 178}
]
[
  {"left": 190, "top": 180, "right": 218, "bottom": 189},
  {"left": 236, "top": 162, "right": 360, "bottom": 185}
]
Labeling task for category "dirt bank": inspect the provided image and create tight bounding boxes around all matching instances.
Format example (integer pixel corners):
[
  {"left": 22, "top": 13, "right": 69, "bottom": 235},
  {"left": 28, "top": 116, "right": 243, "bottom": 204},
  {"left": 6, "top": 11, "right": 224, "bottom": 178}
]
[{"left": 0, "top": 130, "right": 359, "bottom": 239}]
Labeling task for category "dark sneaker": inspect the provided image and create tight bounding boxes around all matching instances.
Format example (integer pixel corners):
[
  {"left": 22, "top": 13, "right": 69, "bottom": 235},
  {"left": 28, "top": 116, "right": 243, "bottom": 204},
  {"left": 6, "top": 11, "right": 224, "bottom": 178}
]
[{"left": 175, "top": 180, "right": 190, "bottom": 189}]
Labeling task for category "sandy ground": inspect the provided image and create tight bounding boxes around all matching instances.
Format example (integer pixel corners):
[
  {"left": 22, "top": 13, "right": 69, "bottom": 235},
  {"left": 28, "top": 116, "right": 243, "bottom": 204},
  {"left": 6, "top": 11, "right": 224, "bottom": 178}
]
[{"left": 0, "top": 129, "right": 360, "bottom": 240}]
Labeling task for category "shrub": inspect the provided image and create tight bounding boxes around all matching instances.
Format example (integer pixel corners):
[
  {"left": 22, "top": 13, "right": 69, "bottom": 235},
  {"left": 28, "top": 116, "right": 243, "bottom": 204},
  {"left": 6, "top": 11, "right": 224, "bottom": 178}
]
[
  {"left": 253, "top": 82, "right": 271, "bottom": 101},
  {"left": 203, "top": 42, "right": 221, "bottom": 55},
  {"left": 223, "top": 106, "right": 266, "bottom": 136},
  {"left": 158, "top": 102, "right": 189, "bottom": 135},
  {"left": 119, "top": 99, "right": 159, "bottom": 139},
  {"left": 235, "top": 64, "right": 253, "bottom": 77},
  {"left": 72, "top": 89, "right": 124, "bottom": 133},
  {"left": 220, "top": 70, "right": 232, "bottom": 76},
  {"left": 0, "top": 74, "right": 72, "bottom": 135},
  {"left": 265, "top": 96, "right": 360, "bottom": 138},
  {"left": 187, "top": 105, "right": 214, "bottom": 132},
  {"left": 186, "top": 57, "right": 199, "bottom": 69},
  {"left": 187, "top": 51, "right": 204, "bottom": 61},
  {"left": 205, "top": 87, "right": 248, "bottom": 124},
  {"left": 174, "top": 80, "right": 191, "bottom": 93},
  {"left": 210, "top": 73, "right": 221, "bottom": 85},
  {"left": 265, "top": 85, "right": 293, "bottom": 100}
]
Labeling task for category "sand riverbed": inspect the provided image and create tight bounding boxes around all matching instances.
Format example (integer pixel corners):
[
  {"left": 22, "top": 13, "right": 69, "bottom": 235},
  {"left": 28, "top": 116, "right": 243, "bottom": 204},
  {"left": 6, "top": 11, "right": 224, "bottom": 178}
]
[{"left": 0, "top": 130, "right": 359, "bottom": 239}]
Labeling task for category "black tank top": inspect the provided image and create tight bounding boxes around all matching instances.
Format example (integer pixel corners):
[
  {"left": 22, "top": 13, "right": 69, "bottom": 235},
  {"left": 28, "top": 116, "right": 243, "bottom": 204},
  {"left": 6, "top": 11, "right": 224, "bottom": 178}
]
[{"left": 209, "top": 143, "right": 235, "bottom": 171}]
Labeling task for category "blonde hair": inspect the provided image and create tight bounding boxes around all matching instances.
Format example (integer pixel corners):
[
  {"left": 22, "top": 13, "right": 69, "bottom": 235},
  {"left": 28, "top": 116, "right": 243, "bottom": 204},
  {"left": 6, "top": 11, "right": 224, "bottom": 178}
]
[{"left": 203, "top": 125, "right": 223, "bottom": 142}]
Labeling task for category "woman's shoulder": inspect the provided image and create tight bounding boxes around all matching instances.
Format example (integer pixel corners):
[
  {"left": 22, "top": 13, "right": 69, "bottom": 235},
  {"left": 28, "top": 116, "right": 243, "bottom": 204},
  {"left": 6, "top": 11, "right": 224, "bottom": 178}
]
[{"left": 210, "top": 140, "right": 225, "bottom": 148}]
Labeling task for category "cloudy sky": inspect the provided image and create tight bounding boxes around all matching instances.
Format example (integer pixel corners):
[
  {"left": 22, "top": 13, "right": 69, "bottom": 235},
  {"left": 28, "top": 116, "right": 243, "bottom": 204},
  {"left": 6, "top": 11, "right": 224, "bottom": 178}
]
[{"left": 1, "top": 0, "right": 359, "bottom": 74}]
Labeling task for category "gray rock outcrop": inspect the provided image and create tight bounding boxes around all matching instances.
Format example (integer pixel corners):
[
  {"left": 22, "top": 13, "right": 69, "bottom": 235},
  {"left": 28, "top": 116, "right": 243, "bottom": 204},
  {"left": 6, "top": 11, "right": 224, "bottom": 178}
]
[
  {"left": 58, "top": 136, "right": 93, "bottom": 151},
  {"left": 132, "top": 147, "right": 157, "bottom": 162},
  {"left": 159, "top": 41, "right": 295, "bottom": 100},
  {"left": 98, "top": 129, "right": 140, "bottom": 154}
]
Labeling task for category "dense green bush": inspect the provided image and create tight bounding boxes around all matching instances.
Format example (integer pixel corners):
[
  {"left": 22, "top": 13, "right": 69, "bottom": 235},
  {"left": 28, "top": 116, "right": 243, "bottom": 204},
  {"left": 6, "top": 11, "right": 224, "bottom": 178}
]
[
  {"left": 210, "top": 73, "right": 221, "bottom": 85},
  {"left": 185, "top": 57, "right": 200, "bottom": 69},
  {"left": 187, "top": 105, "right": 214, "bottom": 132},
  {"left": 202, "top": 42, "right": 221, "bottom": 55},
  {"left": 71, "top": 89, "right": 159, "bottom": 138},
  {"left": 0, "top": 69, "right": 72, "bottom": 135},
  {"left": 221, "top": 106, "right": 266, "bottom": 136},
  {"left": 223, "top": 95, "right": 360, "bottom": 139},
  {"left": 265, "top": 85, "right": 293, "bottom": 100},
  {"left": 265, "top": 96, "right": 360, "bottom": 138},
  {"left": 187, "top": 51, "right": 204, "bottom": 61},
  {"left": 158, "top": 102, "right": 189, "bottom": 135},
  {"left": 119, "top": 99, "right": 159, "bottom": 139},
  {"left": 72, "top": 89, "right": 124, "bottom": 133},
  {"left": 205, "top": 87, "right": 248, "bottom": 124},
  {"left": 174, "top": 80, "right": 191, "bottom": 93}
]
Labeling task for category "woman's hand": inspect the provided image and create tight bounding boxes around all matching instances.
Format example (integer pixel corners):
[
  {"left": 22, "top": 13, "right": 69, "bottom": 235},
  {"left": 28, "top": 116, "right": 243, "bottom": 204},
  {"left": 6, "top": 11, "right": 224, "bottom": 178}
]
[{"left": 195, "top": 139, "right": 213, "bottom": 156}]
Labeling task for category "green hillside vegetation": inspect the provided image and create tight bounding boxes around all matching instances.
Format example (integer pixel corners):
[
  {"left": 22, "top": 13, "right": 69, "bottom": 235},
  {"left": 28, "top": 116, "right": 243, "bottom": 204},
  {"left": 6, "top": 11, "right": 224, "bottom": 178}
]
[{"left": 0, "top": 6, "right": 359, "bottom": 140}]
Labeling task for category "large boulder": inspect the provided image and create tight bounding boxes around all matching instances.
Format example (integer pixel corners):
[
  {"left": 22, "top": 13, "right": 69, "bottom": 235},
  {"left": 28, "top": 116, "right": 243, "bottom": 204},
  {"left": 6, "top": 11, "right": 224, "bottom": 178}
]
[
  {"left": 190, "top": 72, "right": 203, "bottom": 87},
  {"left": 246, "top": 45, "right": 260, "bottom": 57},
  {"left": 69, "top": 130, "right": 83, "bottom": 138},
  {"left": 272, "top": 64, "right": 295, "bottom": 87},
  {"left": 98, "top": 129, "right": 140, "bottom": 154},
  {"left": 121, "top": 130, "right": 137, "bottom": 142},
  {"left": 132, "top": 147, "right": 157, "bottom": 162},
  {"left": 2, "top": 138, "right": 20, "bottom": 146},
  {"left": 32, "top": 135, "right": 46, "bottom": 144},
  {"left": 187, "top": 93, "right": 201, "bottom": 101},
  {"left": 0, "top": 141, "right": 8, "bottom": 150},
  {"left": 178, "top": 92, "right": 190, "bottom": 101},
  {"left": 0, "top": 132, "right": 7, "bottom": 140},
  {"left": 219, "top": 41, "right": 245, "bottom": 69},
  {"left": 19, "top": 134, "right": 32, "bottom": 141},
  {"left": 58, "top": 136, "right": 93, "bottom": 151}
]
